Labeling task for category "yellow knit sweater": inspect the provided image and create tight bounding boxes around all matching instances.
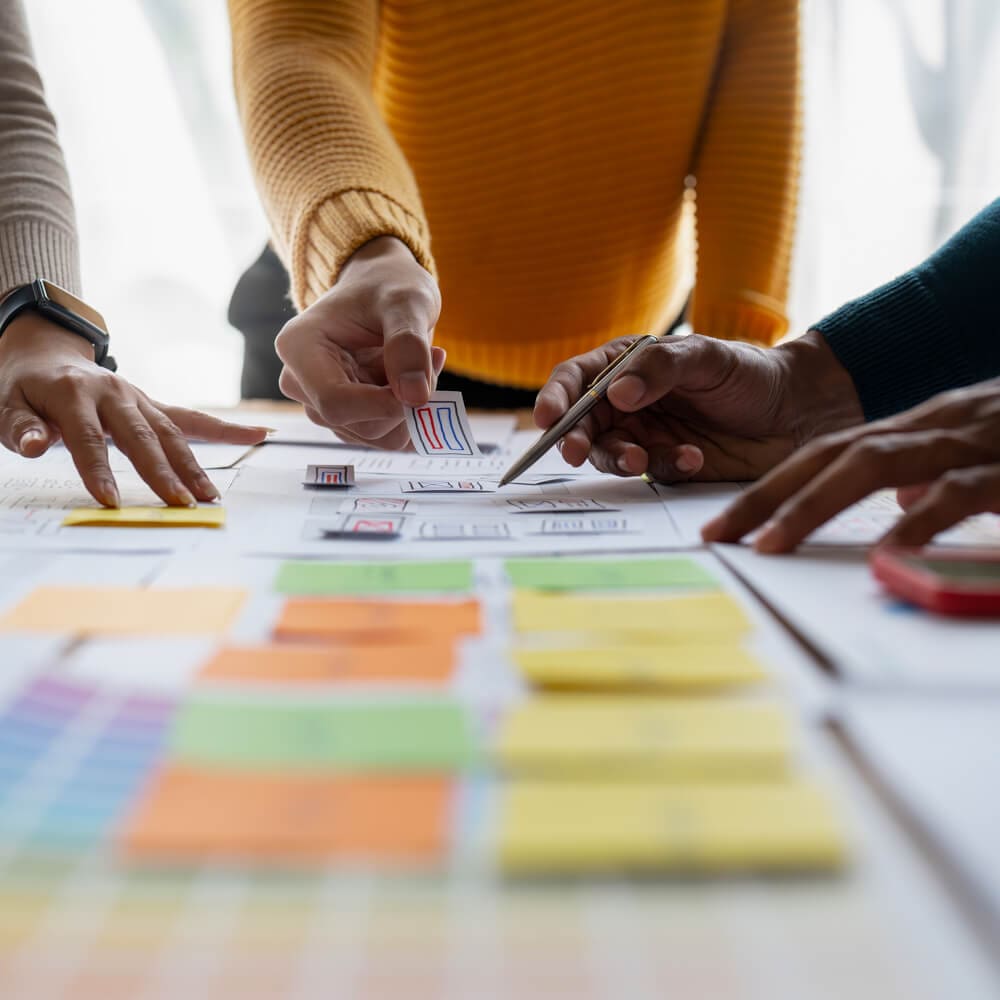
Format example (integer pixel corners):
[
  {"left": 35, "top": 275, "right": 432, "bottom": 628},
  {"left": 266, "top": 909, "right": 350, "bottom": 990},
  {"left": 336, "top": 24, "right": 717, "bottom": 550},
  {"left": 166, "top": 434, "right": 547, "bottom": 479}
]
[{"left": 230, "top": 0, "right": 800, "bottom": 388}]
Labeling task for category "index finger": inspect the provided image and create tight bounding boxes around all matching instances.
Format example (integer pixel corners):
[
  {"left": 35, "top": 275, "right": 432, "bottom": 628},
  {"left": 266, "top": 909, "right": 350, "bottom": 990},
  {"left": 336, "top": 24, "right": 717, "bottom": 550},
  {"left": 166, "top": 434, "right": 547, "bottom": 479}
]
[
  {"left": 56, "top": 397, "right": 120, "bottom": 507},
  {"left": 533, "top": 338, "right": 635, "bottom": 429}
]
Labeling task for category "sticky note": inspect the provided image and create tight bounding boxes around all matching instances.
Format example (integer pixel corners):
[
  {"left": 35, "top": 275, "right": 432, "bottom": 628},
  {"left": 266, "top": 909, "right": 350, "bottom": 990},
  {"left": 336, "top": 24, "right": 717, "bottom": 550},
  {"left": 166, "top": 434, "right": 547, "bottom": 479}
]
[
  {"left": 275, "top": 560, "right": 474, "bottom": 595},
  {"left": 62, "top": 506, "right": 226, "bottom": 528},
  {"left": 505, "top": 557, "right": 718, "bottom": 591},
  {"left": 200, "top": 642, "right": 457, "bottom": 684},
  {"left": 120, "top": 767, "right": 450, "bottom": 863},
  {"left": 498, "top": 779, "right": 846, "bottom": 873},
  {"left": 274, "top": 598, "right": 481, "bottom": 642},
  {"left": 405, "top": 391, "right": 481, "bottom": 456},
  {"left": 496, "top": 698, "right": 790, "bottom": 778},
  {"left": 512, "top": 642, "right": 766, "bottom": 690},
  {"left": 171, "top": 697, "right": 476, "bottom": 769},
  {"left": 511, "top": 591, "right": 749, "bottom": 637},
  {"left": 0, "top": 587, "right": 246, "bottom": 636},
  {"left": 304, "top": 463, "right": 355, "bottom": 487}
]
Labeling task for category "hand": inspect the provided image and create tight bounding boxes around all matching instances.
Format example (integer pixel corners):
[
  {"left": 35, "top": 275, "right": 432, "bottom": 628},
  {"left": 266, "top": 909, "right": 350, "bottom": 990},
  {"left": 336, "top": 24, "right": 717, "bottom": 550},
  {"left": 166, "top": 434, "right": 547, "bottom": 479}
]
[
  {"left": 533, "top": 331, "right": 863, "bottom": 482},
  {"left": 0, "top": 313, "right": 269, "bottom": 507},
  {"left": 702, "top": 379, "right": 1000, "bottom": 551},
  {"left": 275, "top": 236, "right": 446, "bottom": 450}
]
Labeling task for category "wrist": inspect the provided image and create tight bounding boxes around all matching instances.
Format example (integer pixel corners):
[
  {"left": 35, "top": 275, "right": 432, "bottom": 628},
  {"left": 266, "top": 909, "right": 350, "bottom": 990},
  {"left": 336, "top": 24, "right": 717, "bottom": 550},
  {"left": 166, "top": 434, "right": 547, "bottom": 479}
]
[
  {"left": 1, "top": 312, "right": 96, "bottom": 362},
  {"left": 339, "top": 235, "right": 418, "bottom": 282},
  {"left": 775, "top": 330, "right": 864, "bottom": 445}
]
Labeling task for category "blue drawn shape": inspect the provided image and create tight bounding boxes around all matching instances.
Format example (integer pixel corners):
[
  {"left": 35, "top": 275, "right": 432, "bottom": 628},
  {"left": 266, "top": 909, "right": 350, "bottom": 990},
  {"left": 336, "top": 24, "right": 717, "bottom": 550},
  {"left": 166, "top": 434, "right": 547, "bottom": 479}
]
[{"left": 436, "top": 404, "right": 466, "bottom": 451}]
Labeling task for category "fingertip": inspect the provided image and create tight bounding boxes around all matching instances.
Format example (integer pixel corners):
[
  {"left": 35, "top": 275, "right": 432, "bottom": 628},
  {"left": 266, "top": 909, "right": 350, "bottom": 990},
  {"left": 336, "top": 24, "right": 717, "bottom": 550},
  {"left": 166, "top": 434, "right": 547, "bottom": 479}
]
[
  {"left": 96, "top": 478, "right": 120, "bottom": 509},
  {"left": 395, "top": 371, "right": 430, "bottom": 407},
  {"left": 17, "top": 427, "right": 49, "bottom": 458},
  {"left": 674, "top": 445, "right": 704, "bottom": 475},
  {"left": 753, "top": 520, "right": 788, "bottom": 554},
  {"left": 700, "top": 515, "right": 726, "bottom": 542},
  {"left": 607, "top": 374, "right": 646, "bottom": 410},
  {"left": 616, "top": 444, "right": 648, "bottom": 475}
]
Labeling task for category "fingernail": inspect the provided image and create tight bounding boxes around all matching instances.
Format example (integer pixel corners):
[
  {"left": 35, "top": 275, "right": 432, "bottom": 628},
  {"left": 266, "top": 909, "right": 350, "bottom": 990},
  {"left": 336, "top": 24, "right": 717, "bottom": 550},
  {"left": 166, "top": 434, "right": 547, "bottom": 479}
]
[
  {"left": 754, "top": 521, "right": 785, "bottom": 553},
  {"left": 173, "top": 483, "right": 197, "bottom": 507},
  {"left": 18, "top": 430, "right": 43, "bottom": 454},
  {"left": 617, "top": 455, "right": 632, "bottom": 473},
  {"left": 610, "top": 374, "right": 646, "bottom": 407},
  {"left": 99, "top": 480, "right": 120, "bottom": 508},
  {"left": 398, "top": 371, "right": 429, "bottom": 405},
  {"left": 676, "top": 453, "right": 698, "bottom": 473},
  {"left": 198, "top": 476, "right": 220, "bottom": 500},
  {"left": 263, "top": 427, "right": 279, "bottom": 436}
]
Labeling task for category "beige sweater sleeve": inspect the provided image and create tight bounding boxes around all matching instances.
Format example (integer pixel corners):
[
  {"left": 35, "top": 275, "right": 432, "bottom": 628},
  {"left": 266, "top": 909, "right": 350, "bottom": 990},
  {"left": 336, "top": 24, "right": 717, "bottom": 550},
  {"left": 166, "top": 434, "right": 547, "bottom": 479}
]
[{"left": 0, "top": 0, "right": 80, "bottom": 298}]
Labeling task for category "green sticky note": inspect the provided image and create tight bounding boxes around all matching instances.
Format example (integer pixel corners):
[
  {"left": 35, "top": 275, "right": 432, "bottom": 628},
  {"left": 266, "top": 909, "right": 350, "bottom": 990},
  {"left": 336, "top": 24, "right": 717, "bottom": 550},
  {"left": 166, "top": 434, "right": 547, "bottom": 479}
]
[
  {"left": 171, "top": 698, "right": 476, "bottom": 770},
  {"left": 504, "top": 557, "right": 718, "bottom": 592},
  {"left": 275, "top": 560, "right": 474, "bottom": 595}
]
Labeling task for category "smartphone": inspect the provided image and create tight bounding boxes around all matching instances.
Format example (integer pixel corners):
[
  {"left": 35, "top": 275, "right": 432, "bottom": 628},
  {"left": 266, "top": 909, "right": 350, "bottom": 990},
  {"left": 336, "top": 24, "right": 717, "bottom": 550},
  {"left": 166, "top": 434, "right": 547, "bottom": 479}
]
[{"left": 871, "top": 548, "right": 1000, "bottom": 617}]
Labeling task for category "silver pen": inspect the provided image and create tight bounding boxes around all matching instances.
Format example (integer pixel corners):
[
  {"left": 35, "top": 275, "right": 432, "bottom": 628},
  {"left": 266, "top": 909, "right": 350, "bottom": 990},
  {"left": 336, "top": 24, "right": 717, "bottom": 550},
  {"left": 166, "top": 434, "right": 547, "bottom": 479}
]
[{"left": 498, "top": 334, "right": 661, "bottom": 487}]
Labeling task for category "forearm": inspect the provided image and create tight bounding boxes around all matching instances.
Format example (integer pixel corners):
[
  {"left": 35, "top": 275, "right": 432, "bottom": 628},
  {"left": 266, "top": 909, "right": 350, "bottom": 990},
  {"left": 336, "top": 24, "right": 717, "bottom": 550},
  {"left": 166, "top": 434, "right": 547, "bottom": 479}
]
[
  {"left": 0, "top": 0, "right": 79, "bottom": 297},
  {"left": 228, "top": 0, "right": 433, "bottom": 309},
  {"left": 814, "top": 198, "right": 1000, "bottom": 421},
  {"left": 689, "top": 0, "right": 801, "bottom": 346}
]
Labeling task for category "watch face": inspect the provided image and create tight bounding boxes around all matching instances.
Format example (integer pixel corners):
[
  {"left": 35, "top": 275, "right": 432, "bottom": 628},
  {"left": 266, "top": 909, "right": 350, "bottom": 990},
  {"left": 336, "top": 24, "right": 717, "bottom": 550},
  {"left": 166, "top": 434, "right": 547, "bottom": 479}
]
[{"left": 38, "top": 281, "right": 108, "bottom": 334}]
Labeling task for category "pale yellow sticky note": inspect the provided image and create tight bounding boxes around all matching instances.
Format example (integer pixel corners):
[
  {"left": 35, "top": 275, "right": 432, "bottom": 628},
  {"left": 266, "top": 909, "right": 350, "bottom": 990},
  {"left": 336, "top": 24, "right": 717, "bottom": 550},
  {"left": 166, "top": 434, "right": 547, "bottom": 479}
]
[
  {"left": 512, "top": 642, "right": 766, "bottom": 691},
  {"left": 0, "top": 587, "right": 246, "bottom": 636},
  {"left": 498, "top": 779, "right": 847, "bottom": 873},
  {"left": 510, "top": 591, "right": 749, "bottom": 638},
  {"left": 495, "top": 697, "right": 790, "bottom": 778},
  {"left": 62, "top": 506, "right": 225, "bottom": 528}
]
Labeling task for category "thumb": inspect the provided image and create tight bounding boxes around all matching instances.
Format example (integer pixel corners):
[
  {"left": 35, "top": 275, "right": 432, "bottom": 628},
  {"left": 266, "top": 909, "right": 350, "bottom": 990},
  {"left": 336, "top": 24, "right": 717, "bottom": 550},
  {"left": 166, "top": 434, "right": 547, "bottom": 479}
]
[
  {"left": 381, "top": 290, "right": 438, "bottom": 407},
  {"left": 0, "top": 405, "right": 54, "bottom": 458}
]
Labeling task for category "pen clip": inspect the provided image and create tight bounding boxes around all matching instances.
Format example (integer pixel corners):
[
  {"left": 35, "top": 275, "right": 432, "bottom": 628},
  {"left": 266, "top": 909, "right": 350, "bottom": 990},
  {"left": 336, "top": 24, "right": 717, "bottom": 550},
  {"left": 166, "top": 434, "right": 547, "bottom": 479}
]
[{"left": 586, "top": 334, "right": 659, "bottom": 389}]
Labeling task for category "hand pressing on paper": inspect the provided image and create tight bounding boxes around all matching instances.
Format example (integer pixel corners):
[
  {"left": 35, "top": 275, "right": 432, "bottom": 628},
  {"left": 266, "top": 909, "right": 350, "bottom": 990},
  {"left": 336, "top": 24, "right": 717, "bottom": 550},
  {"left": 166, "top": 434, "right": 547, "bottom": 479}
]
[
  {"left": 702, "top": 379, "right": 1000, "bottom": 552},
  {"left": 275, "top": 236, "right": 446, "bottom": 451},
  {"left": 533, "top": 331, "right": 863, "bottom": 483},
  {"left": 0, "top": 313, "right": 269, "bottom": 507}
]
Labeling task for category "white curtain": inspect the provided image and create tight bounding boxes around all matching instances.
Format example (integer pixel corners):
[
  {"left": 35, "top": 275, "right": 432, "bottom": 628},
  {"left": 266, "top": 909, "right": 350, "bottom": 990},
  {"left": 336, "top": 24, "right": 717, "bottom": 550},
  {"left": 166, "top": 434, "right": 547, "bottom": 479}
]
[{"left": 24, "top": 1, "right": 1000, "bottom": 405}]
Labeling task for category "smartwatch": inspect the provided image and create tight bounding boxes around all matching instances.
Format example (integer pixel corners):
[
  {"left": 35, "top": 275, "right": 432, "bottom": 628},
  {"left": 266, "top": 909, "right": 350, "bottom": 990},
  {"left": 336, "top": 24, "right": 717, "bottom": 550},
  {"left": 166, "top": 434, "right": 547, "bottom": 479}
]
[{"left": 0, "top": 279, "right": 116, "bottom": 370}]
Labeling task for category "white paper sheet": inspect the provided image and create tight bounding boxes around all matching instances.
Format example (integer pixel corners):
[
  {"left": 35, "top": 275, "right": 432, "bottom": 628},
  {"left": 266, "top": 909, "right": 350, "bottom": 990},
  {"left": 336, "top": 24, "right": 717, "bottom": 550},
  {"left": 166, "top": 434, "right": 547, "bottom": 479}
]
[{"left": 715, "top": 544, "right": 1000, "bottom": 690}]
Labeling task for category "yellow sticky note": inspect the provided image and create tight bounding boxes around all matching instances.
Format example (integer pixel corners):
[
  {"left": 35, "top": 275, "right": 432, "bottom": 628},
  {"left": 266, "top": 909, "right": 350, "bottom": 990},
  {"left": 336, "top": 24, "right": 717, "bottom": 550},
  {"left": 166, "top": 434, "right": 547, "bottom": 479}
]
[
  {"left": 511, "top": 591, "right": 749, "bottom": 638},
  {"left": 0, "top": 586, "right": 246, "bottom": 636},
  {"left": 498, "top": 779, "right": 846, "bottom": 873},
  {"left": 512, "top": 642, "right": 766, "bottom": 691},
  {"left": 62, "top": 506, "right": 226, "bottom": 528},
  {"left": 495, "top": 697, "right": 790, "bottom": 778}
]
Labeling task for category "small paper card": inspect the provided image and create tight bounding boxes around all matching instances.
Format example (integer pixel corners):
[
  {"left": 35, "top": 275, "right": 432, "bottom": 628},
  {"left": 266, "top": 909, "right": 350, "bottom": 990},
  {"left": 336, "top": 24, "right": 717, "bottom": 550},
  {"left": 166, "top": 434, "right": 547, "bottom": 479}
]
[
  {"left": 304, "top": 464, "right": 355, "bottom": 487},
  {"left": 405, "top": 392, "right": 481, "bottom": 457},
  {"left": 320, "top": 515, "right": 404, "bottom": 539},
  {"left": 62, "top": 506, "right": 226, "bottom": 528}
]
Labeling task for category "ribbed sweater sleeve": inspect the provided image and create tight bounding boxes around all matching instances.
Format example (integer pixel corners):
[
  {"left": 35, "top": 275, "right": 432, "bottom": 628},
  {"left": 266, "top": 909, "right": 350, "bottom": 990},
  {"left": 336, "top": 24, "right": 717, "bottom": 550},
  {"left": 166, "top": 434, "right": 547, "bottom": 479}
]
[
  {"left": 815, "top": 199, "right": 1000, "bottom": 421},
  {"left": 689, "top": 0, "right": 801, "bottom": 346},
  {"left": 227, "top": 0, "right": 433, "bottom": 310},
  {"left": 0, "top": 0, "right": 80, "bottom": 298}
]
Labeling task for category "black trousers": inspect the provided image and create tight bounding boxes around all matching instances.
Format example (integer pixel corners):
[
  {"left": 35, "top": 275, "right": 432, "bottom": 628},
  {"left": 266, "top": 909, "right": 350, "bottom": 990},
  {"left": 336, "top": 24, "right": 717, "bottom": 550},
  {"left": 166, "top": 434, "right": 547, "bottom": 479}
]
[{"left": 228, "top": 243, "right": 685, "bottom": 408}]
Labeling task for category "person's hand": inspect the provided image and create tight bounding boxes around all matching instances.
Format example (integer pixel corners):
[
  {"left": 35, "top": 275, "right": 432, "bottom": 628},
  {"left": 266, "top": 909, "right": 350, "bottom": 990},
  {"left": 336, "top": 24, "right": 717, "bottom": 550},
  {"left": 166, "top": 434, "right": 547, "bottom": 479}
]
[
  {"left": 702, "top": 379, "right": 1000, "bottom": 551},
  {"left": 275, "top": 236, "right": 446, "bottom": 450},
  {"left": 534, "top": 331, "right": 863, "bottom": 482},
  {"left": 0, "top": 313, "right": 269, "bottom": 507}
]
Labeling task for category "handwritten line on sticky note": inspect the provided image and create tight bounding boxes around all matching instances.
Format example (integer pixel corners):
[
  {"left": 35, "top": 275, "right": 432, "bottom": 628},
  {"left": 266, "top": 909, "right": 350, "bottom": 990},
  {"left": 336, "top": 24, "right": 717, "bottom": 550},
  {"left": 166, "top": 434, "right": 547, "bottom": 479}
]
[
  {"left": 498, "top": 779, "right": 846, "bottom": 873},
  {"left": 171, "top": 697, "right": 477, "bottom": 769},
  {"left": 496, "top": 698, "right": 790, "bottom": 778},
  {"left": 511, "top": 591, "right": 749, "bottom": 637},
  {"left": 275, "top": 560, "right": 473, "bottom": 595},
  {"left": 120, "top": 767, "right": 451, "bottom": 863},
  {"left": 405, "top": 391, "right": 481, "bottom": 456},
  {"left": 200, "top": 642, "right": 457, "bottom": 684},
  {"left": 512, "top": 642, "right": 766, "bottom": 690},
  {"left": 274, "top": 598, "right": 481, "bottom": 643},
  {"left": 62, "top": 506, "right": 226, "bottom": 528},
  {"left": 0, "top": 587, "right": 246, "bottom": 636},
  {"left": 504, "top": 557, "right": 718, "bottom": 591}
]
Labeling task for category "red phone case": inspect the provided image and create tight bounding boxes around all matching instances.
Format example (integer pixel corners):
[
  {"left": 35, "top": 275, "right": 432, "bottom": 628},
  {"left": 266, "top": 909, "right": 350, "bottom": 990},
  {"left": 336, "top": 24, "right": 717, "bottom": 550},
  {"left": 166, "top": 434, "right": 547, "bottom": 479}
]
[{"left": 870, "top": 548, "right": 1000, "bottom": 617}]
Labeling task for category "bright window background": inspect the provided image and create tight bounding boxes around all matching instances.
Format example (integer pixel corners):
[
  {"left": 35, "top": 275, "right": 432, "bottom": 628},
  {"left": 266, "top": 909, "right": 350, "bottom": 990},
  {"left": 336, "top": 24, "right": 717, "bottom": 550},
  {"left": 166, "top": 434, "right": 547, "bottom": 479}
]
[{"left": 24, "top": 0, "right": 1000, "bottom": 407}]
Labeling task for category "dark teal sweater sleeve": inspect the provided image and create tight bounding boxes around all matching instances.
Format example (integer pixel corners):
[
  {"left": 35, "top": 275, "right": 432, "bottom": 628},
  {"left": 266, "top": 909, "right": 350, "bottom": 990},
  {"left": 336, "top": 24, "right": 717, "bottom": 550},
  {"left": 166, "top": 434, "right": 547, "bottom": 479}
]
[{"left": 813, "top": 198, "right": 1000, "bottom": 421}]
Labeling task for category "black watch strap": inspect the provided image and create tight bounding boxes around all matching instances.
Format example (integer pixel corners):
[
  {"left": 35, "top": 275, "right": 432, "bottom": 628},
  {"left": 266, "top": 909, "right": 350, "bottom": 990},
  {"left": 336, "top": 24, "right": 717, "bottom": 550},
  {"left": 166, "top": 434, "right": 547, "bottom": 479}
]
[{"left": 0, "top": 280, "right": 116, "bottom": 371}]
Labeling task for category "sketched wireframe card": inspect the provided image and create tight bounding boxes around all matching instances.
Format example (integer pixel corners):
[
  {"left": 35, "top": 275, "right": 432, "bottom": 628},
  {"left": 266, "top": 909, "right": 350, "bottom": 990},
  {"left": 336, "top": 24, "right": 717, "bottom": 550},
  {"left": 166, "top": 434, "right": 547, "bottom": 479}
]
[{"left": 404, "top": 392, "right": 481, "bottom": 457}]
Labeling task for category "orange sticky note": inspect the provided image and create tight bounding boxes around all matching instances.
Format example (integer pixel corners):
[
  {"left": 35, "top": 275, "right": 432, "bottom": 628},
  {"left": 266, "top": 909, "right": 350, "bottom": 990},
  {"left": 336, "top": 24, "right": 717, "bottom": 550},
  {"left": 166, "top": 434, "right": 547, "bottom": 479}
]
[
  {"left": 200, "top": 642, "right": 457, "bottom": 684},
  {"left": 119, "top": 766, "right": 451, "bottom": 863},
  {"left": 0, "top": 586, "right": 246, "bottom": 636},
  {"left": 274, "top": 598, "right": 481, "bottom": 643}
]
